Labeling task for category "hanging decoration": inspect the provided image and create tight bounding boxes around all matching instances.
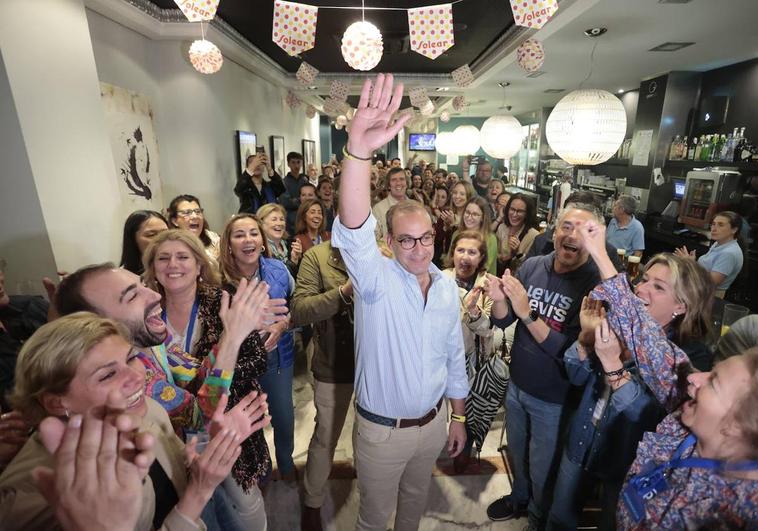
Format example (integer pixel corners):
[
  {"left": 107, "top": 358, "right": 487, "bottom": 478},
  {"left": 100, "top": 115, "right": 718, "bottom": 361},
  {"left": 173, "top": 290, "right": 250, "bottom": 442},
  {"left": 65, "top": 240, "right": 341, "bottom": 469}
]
[
  {"left": 407, "top": 4, "right": 454, "bottom": 60},
  {"left": 341, "top": 20, "right": 384, "bottom": 71},
  {"left": 509, "top": 0, "right": 558, "bottom": 29},
  {"left": 419, "top": 99, "right": 435, "bottom": 116},
  {"left": 285, "top": 90, "right": 302, "bottom": 109},
  {"left": 329, "top": 80, "right": 350, "bottom": 102},
  {"left": 516, "top": 38, "right": 545, "bottom": 73},
  {"left": 480, "top": 115, "right": 523, "bottom": 159},
  {"left": 296, "top": 62, "right": 319, "bottom": 85},
  {"left": 189, "top": 38, "right": 223, "bottom": 74},
  {"left": 453, "top": 125, "right": 480, "bottom": 155},
  {"left": 174, "top": 0, "right": 219, "bottom": 22},
  {"left": 439, "top": 111, "right": 450, "bottom": 122},
  {"left": 545, "top": 89, "right": 627, "bottom": 165},
  {"left": 305, "top": 105, "right": 317, "bottom": 118},
  {"left": 451, "top": 65, "right": 474, "bottom": 87},
  {"left": 323, "top": 97, "right": 350, "bottom": 116},
  {"left": 452, "top": 95, "right": 466, "bottom": 112},
  {"left": 272, "top": 1, "right": 319, "bottom": 56},
  {"left": 408, "top": 87, "right": 429, "bottom": 109}
]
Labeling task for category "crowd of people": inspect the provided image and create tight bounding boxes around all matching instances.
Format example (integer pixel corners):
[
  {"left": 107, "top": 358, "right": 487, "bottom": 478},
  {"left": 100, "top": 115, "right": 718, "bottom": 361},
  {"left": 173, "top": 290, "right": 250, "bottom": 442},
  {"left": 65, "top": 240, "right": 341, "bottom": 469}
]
[{"left": 0, "top": 73, "right": 756, "bottom": 531}]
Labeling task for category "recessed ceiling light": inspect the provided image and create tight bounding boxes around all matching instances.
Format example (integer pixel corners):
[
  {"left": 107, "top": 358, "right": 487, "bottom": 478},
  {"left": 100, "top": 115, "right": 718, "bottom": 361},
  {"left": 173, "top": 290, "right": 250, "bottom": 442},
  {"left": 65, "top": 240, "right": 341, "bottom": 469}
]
[
  {"left": 584, "top": 27, "right": 607, "bottom": 38},
  {"left": 649, "top": 42, "right": 695, "bottom": 52},
  {"left": 497, "top": 82, "right": 511, "bottom": 88},
  {"left": 617, "top": 89, "right": 625, "bottom": 94}
]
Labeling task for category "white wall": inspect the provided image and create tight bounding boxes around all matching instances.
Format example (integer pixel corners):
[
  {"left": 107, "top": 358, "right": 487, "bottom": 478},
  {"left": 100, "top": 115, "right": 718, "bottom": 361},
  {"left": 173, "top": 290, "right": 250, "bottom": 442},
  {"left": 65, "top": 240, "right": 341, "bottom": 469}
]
[{"left": 86, "top": 9, "right": 320, "bottom": 232}]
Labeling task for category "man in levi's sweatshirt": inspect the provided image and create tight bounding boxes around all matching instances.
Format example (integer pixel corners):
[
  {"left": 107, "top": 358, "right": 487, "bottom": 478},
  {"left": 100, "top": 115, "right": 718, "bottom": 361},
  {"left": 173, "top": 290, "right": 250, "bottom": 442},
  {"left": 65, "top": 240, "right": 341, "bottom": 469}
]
[{"left": 484, "top": 202, "right": 602, "bottom": 529}]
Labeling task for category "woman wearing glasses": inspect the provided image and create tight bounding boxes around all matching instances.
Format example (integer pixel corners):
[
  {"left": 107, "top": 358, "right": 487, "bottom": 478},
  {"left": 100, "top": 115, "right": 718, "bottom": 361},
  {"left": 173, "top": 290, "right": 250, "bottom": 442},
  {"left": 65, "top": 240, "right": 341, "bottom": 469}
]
[
  {"left": 495, "top": 193, "right": 539, "bottom": 275},
  {"left": 455, "top": 196, "right": 498, "bottom": 275},
  {"left": 167, "top": 194, "right": 221, "bottom": 266}
]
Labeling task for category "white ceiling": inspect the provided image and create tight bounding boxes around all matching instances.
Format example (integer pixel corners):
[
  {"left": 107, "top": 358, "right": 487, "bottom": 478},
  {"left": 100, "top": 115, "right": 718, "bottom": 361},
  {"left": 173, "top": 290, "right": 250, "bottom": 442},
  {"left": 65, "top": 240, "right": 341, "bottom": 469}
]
[{"left": 460, "top": 0, "right": 758, "bottom": 117}]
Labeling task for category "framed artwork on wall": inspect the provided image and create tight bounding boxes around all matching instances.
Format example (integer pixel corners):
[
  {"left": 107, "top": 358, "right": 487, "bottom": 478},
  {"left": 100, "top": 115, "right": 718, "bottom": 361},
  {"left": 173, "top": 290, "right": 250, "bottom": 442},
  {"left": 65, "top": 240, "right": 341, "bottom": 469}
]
[
  {"left": 270, "top": 135, "right": 286, "bottom": 178},
  {"left": 236, "top": 130, "right": 257, "bottom": 173},
  {"left": 302, "top": 139, "right": 316, "bottom": 172}
]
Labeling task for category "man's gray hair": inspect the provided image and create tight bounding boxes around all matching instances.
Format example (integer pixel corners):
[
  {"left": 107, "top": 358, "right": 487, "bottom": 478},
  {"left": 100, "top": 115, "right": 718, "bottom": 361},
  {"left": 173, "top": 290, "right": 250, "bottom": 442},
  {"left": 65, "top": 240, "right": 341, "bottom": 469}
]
[
  {"left": 616, "top": 195, "right": 637, "bottom": 215},
  {"left": 559, "top": 202, "right": 605, "bottom": 225}
]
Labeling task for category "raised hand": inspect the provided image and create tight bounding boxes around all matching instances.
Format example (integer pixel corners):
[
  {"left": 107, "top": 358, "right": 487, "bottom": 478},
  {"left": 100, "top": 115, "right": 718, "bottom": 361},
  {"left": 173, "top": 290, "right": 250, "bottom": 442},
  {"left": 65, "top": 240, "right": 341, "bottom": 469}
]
[
  {"left": 347, "top": 74, "right": 411, "bottom": 159},
  {"left": 578, "top": 296, "right": 605, "bottom": 346},
  {"left": 674, "top": 245, "right": 696, "bottom": 259},
  {"left": 594, "top": 318, "right": 624, "bottom": 373},
  {"left": 184, "top": 429, "right": 241, "bottom": 495},
  {"left": 463, "top": 286, "right": 483, "bottom": 317},
  {"left": 483, "top": 273, "right": 506, "bottom": 302},
  {"left": 501, "top": 269, "right": 530, "bottom": 320},
  {"left": 219, "top": 278, "right": 288, "bottom": 342},
  {"left": 290, "top": 239, "right": 303, "bottom": 264},
  {"left": 577, "top": 219, "right": 607, "bottom": 259},
  {"left": 508, "top": 235, "right": 520, "bottom": 252},
  {"left": 209, "top": 391, "right": 270, "bottom": 442}
]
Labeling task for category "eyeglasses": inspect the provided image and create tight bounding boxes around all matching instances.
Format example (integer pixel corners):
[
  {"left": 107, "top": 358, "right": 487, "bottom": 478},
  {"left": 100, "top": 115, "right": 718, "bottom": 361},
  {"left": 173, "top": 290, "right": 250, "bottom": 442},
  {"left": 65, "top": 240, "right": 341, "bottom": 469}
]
[
  {"left": 464, "top": 210, "right": 483, "bottom": 219},
  {"left": 509, "top": 208, "right": 527, "bottom": 215},
  {"left": 396, "top": 233, "right": 434, "bottom": 250},
  {"left": 177, "top": 208, "right": 203, "bottom": 217}
]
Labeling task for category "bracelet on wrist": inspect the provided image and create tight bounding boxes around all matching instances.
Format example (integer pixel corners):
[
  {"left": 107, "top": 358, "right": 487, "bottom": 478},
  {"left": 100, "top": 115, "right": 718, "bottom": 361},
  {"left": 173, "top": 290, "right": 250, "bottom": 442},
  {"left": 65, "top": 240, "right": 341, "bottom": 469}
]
[
  {"left": 342, "top": 145, "right": 373, "bottom": 161},
  {"left": 604, "top": 367, "right": 626, "bottom": 378},
  {"left": 450, "top": 413, "right": 466, "bottom": 423}
]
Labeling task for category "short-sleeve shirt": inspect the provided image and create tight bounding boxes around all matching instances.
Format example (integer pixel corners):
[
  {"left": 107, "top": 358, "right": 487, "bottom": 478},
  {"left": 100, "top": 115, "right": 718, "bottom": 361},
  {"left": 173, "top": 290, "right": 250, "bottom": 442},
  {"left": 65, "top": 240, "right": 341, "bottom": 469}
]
[
  {"left": 606, "top": 216, "right": 645, "bottom": 254},
  {"left": 698, "top": 239, "right": 744, "bottom": 291}
]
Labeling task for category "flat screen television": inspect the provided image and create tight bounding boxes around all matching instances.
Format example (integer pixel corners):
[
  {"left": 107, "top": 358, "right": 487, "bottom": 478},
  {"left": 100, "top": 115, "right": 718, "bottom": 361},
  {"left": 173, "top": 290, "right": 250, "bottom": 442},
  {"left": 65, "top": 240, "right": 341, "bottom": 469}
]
[
  {"left": 409, "top": 133, "right": 436, "bottom": 151},
  {"left": 673, "top": 178, "right": 686, "bottom": 200}
]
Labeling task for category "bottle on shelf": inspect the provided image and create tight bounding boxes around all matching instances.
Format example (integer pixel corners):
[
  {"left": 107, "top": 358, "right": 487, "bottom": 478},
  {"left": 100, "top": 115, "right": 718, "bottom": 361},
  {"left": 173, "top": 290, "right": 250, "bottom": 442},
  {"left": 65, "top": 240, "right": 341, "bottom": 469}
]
[
  {"left": 669, "top": 135, "right": 681, "bottom": 160},
  {"left": 688, "top": 136, "right": 697, "bottom": 159},
  {"left": 721, "top": 130, "right": 735, "bottom": 162},
  {"left": 680, "top": 136, "right": 689, "bottom": 159},
  {"left": 700, "top": 135, "right": 712, "bottom": 161},
  {"left": 711, "top": 134, "right": 725, "bottom": 162},
  {"left": 693, "top": 135, "right": 702, "bottom": 160},
  {"left": 734, "top": 127, "right": 749, "bottom": 162}
]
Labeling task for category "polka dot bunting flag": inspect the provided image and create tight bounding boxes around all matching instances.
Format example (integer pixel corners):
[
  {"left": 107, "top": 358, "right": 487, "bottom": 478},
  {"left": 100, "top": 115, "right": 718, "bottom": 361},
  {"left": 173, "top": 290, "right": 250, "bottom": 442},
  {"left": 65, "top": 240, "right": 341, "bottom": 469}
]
[
  {"left": 516, "top": 38, "right": 545, "bottom": 73},
  {"left": 407, "top": 3, "right": 454, "bottom": 60},
  {"left": 174, "top": 0, "right": 219, "bottom": 22},
  {"left": 272, "top": 1, "right": 319, "bottom": 56},
  {"left": 509, "top": 0, "right": 558, "bottom": 29}
]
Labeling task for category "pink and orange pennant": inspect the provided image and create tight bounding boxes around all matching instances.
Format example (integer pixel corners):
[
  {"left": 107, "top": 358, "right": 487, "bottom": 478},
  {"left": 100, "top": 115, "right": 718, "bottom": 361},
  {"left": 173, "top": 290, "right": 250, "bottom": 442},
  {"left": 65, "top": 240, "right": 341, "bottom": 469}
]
[
  {"left": 407, "top": 4, "right": 454, "bottom": 60},
  {"left": 509, "top": 0, "right": 558, "bottom": 29},
  {"left": 272, "top": 1, "right": 319, "bottom": 56}
]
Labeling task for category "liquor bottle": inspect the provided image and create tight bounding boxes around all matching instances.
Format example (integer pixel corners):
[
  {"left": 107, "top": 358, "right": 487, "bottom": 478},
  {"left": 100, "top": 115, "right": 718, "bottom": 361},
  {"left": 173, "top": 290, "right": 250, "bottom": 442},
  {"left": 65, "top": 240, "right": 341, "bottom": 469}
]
[
  {"left": 693, "top": 136, "right": 702, "bottom": 160},
  {"left": 711, "top": 134, "right": 725, "bottom": 162},
  {"left": 721, "top": 131, "right": 734, "bottom": 162},
  {"left": 669, "top": 135, "right": 681, "bottom": 160},
  {"left": 700, "top": 135, "right": 711, "bottom": 161},
  {"left": 734, "top": 127, "right": 747, "bottom": 163},
  {"left": 688, "top": 136, "right": 697, "bottom": 159},
  {"left": 680, "top": 136, "right": 688, "bottom": 159}
]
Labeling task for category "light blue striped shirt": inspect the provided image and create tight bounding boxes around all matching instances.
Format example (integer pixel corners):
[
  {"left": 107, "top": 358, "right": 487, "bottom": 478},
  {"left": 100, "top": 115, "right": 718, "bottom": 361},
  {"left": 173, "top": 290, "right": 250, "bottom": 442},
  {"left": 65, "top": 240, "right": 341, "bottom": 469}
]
[{"left": 331, "top": 213, "right": 469, "bottom": 419}]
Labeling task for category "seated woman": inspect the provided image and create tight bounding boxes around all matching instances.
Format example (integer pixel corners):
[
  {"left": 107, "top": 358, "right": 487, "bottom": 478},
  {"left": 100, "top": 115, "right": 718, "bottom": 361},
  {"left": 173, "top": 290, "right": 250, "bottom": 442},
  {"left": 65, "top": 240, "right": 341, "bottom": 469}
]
[
  {"left": 293, "top": 199, "right": 331, "bottom": 256},
  {"left": 676, "top": 211, "right": 745, "bottom": 298},
  {"left": 579, "top": 220, "right": 758, "bottom": 529},
  {"left": 548, "top": 253, "right": 715, "bottom": 530},
  {"left": 257, "top": 203, "right": 301, "bottom": 276},
  {"left": 142, "top": 230, "right": 272, "bottom": 521},
  {"left": 120, "top": 210, "right": 169, "bottom": 275},
  {"left": 0, "top": 313, "right": 244, "bottom": 531},
  {"left": 219, "top": 214, "right": 297, "bottom": 483},
  {"left": 167, "top": 195, "right": 221, "bottom": 266},
  {"left": 454, "top": 196, "right": 498, "bottom": 275},
  {"left": 495, "top": 193, "right": 539, "bottom": 275},
  {"left": 441, "top": 230, "right": 495, "bottom": 471}
]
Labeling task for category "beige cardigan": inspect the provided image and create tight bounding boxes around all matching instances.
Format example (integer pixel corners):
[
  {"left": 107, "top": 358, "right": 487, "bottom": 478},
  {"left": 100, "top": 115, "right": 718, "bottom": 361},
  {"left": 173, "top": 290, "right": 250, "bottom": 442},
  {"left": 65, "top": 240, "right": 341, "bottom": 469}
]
[
  {"left": 495, "top": 225, "right": 540, "bottom": 273},
  {"left": 0, "top": 398, "right": 205, "bottom": 531},
  {"left": 441, "top": 269, "right": 495, "bottom": 359}
]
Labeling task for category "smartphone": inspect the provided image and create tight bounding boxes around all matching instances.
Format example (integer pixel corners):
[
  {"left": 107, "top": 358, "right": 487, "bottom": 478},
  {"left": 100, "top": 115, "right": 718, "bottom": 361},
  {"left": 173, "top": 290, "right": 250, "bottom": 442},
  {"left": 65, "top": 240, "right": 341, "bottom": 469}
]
[{"left": 256, "top": 145, "right": 265, "bottom": 154}]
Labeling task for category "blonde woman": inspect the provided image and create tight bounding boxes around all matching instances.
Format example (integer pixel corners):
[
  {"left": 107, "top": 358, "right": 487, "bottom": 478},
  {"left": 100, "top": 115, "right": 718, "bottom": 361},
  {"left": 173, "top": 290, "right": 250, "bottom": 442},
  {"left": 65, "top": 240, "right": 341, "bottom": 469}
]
[{"left": 257, "top": 203, "right": 301, "bottom": 276}]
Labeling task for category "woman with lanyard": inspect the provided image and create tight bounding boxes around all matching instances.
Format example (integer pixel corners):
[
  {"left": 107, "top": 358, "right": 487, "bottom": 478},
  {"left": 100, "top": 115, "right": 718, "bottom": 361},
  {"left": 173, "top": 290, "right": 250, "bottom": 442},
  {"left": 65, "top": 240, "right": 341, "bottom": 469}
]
[
  {"left": 547, "top": 253, "right": 715, "bottom": 530},
  {"left": 441, "top": 230, "right": 495, "bottom": 473},
  {"left": 257, "top": 203, "right": 301, "bottom": 276},
  {"left": 143, "top": 229, "right": 273, "bottom": 530},
  {"left": 578, "top": 219, "right": 758, "bottom": 529},
  {"left": 219, "top": 214, "right": 298, "bottom": 483},
  {"left": 293, "top": 199, "right": 331, "bottom": 256},
  {"left": 495, "top": 193, "right": 539, "bottom": 275},
  {"left": 676, "top": 210, "right": 745, "bottom": 299}
]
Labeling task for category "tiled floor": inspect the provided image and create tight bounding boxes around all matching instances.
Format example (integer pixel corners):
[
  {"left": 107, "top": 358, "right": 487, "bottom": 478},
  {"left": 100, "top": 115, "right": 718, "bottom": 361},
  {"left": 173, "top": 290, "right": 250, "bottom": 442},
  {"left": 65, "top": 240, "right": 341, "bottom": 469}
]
[{"left": 261, "top": 339, "right": 524, "bottom": 530}]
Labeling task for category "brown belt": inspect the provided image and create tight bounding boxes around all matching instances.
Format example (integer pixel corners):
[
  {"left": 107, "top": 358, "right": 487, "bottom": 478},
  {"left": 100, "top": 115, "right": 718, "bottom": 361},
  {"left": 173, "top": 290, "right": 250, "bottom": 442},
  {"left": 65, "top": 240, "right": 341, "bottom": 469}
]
[{"left": 357, "top": 397, "right": 444, "bottom": 428}]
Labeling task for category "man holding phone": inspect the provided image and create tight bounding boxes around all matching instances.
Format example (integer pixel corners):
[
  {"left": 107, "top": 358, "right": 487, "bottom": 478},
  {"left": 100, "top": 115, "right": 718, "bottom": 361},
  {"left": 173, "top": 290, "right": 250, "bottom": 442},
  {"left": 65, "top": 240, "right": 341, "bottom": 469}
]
[{"left": 235, "top": 146, "right": 286, "bottom": 214}]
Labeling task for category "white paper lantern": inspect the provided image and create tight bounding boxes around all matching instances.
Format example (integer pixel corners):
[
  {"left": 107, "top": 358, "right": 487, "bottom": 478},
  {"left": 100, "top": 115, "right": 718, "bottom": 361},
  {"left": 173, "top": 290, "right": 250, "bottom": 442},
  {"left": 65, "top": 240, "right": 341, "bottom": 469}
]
[
  {"left": 435, "top": 131, "right": 455, "bottom": 155},
  {"left": 341, "top": 21, "right": 383, "bottom": 71},
  {"left": 480, "top": 115, "right": 523, "bottom": 159},
  {"left": 439, "top": 111, "right": 450, "bottom": 123},
  {"left": 453, "top": 125, "right": 481, "bottom": 155},
  {"left": 546, "top": 89, "right": 627, "bottom": 165},
  {"left": 516, "top": 38, "right": 545, "bottom": 73},
  {"left": 189, "top": 39, "right": 223, "bottom": 74}
]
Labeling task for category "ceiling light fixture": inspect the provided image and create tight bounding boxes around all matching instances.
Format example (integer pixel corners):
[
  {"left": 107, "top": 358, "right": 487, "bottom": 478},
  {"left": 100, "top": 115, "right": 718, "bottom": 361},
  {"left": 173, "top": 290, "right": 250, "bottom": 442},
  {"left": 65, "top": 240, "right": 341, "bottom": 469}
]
[
  {"left": 617, "top": 89, "right": 624, "bottom": 93},
  {"left": 497, "top": 82, "right": 511, "bottom": 88},
  {"left": 583, "top": 27, "right": 607, "bottom": 37}
]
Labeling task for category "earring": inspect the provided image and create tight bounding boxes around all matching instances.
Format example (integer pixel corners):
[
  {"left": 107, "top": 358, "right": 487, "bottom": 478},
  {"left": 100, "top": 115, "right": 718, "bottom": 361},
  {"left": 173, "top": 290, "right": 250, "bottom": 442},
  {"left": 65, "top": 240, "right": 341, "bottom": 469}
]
[
  {"left": 261, "top": 245, "right": 266, "bottom": 252},
  {"left": 672, "top": 312, "right": 678, "bottom": 319},
  {"left": 64, "top": 408, "right": 70, "bottom": 419}
]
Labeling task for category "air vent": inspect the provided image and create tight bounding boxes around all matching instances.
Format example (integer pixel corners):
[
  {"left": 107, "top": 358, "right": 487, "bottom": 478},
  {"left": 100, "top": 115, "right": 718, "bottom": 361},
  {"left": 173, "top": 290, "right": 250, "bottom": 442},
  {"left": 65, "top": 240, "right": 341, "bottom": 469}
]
[
  {"left": 658, "top": 0, "right": 693, "bottom": 3},
  {"left": 526, "top": 71, "right": 545, "bottom": 78},
  {"left": 544, "top": 88, "right": 564, "bottom": 93},
  {"left": 649, "top": 42, "right": 695, "bottom": 52}
]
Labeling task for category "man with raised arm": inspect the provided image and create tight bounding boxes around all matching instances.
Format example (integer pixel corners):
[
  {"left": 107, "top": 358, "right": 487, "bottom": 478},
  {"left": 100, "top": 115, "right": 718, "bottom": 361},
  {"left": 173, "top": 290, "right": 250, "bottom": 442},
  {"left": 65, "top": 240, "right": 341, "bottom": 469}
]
[{"left": 330, "top": 74, "right": 469, "bottom": 531}]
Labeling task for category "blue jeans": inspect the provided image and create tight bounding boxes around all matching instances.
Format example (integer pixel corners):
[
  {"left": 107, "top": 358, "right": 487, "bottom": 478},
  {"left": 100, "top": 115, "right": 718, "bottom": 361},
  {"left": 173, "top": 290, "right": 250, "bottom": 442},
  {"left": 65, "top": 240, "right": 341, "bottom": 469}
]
[
  {"left": 200, "top": 480, "right": 267, "bottom": 531},
  {"left": 259, "top": 361, "right": 295, "bottom": 475},
  {"left": 547, "top": 451, "right": 623, "bottom": 531},
  {"left": 506, "top": 382, "right": 563, "bottom": 528}
]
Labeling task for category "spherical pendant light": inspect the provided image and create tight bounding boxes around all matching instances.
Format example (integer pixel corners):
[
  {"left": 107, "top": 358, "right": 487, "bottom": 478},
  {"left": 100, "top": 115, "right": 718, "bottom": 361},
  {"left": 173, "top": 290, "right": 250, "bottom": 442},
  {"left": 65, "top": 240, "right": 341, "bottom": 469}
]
[
  {"left": 546, "top": 89, "right": 627, "bottom": 165},
  {"left": 480, "top": 115, "right": 523, "bottom": 159},
  {"left": 453, "top": 125, "right": 481, "bottom": 155},
  {"left": 439, "top": 111, "right": 450, "bottom": 123},
  {"left": 189, "top": 39, "right": 223, "bottom": 74},
  {"left": 435, "top": 131, "right": 455, "bottom": 155},
  {"left": 341, "top": 21, "right": 383, "bottom": 71}
]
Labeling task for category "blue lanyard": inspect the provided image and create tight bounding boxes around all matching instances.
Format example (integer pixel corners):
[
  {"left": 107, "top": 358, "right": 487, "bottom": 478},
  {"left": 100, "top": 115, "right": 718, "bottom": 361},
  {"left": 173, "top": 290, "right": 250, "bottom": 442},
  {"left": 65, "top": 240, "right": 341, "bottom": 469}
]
[{"left": 161, "top": 298, "right": 200, "bottom": 354}]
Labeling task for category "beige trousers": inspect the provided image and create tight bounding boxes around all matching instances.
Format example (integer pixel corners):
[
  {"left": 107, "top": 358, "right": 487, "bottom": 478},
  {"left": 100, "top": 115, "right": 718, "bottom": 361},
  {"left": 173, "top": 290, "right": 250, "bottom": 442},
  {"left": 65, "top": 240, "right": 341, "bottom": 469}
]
[
  {"left": 303, "top": 380, "right": 354, "bottom": 508},
  {"left": 353, "top": 403, "right": 447, "bottom": 531}
]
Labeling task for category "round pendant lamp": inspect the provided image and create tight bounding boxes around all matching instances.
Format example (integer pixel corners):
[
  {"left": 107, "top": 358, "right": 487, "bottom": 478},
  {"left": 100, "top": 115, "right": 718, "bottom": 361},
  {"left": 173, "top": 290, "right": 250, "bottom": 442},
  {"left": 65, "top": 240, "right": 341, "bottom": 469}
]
[{"left": 480, "top": 115, "right": 523, "bottom": 160}]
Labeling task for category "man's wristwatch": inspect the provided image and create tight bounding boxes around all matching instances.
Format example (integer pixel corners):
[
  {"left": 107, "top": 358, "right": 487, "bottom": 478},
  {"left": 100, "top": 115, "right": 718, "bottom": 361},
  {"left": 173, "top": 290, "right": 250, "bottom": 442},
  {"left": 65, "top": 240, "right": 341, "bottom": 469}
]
[{"left": 522, "top": 309, "right": 540, "bottom": 325}]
